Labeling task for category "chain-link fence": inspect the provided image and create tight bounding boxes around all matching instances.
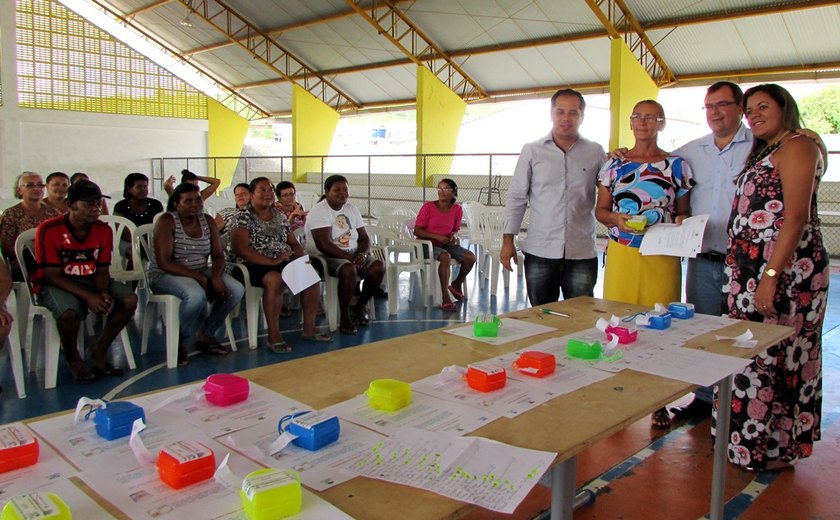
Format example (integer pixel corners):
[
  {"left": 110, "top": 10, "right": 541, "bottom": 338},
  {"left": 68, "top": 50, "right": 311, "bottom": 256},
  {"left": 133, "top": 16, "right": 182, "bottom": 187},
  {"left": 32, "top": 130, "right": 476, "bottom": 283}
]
[{"left": 153, "top": 149, "right": 840, "bottom": 257}]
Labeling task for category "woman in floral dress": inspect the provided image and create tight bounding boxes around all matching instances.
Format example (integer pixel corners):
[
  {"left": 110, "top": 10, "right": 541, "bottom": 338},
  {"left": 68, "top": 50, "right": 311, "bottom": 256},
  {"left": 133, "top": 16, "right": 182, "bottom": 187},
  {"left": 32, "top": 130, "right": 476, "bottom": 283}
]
[{"left": 722, "top": 84, "right": 827, "bottom": 470}]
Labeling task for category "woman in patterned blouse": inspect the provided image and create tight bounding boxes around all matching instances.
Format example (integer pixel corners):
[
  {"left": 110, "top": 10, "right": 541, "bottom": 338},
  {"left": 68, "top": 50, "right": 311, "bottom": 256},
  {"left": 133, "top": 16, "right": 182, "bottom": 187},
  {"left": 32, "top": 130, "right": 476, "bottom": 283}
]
[{"left": 229, "top": 177, "right": 331, "bottom": 353}]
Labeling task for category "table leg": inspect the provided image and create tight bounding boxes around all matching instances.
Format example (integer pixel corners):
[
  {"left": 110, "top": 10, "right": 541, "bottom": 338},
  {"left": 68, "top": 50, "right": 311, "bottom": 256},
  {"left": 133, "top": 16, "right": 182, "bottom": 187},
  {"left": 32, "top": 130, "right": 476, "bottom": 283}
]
[
  {"left": 710, "top": 375, "right": 732, "bottom": 520},
  {"left": 550, "top": 456, "right": 576, "bottom": 520}
]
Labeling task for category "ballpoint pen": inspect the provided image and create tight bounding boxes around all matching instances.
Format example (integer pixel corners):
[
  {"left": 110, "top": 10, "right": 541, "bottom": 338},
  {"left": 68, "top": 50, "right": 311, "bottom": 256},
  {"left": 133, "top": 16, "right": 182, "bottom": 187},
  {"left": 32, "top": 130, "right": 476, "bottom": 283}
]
[{"left": 540, "top": 308, "right": 570, "bottom": 318}]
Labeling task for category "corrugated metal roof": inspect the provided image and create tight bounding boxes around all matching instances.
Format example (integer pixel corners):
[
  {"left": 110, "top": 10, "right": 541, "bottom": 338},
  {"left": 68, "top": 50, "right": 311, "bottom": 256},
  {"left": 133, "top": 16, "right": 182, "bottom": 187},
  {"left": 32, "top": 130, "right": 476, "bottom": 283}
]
[{"left": 89, "top": 0, "right": 840, "bottom": 118}]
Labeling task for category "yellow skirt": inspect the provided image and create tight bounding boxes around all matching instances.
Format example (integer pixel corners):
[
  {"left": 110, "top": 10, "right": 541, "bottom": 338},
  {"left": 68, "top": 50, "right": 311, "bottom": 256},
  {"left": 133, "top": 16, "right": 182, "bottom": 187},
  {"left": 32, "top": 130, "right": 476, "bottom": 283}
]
[{"left": 603, "top": 240, "right": 682, "bottom": 307}]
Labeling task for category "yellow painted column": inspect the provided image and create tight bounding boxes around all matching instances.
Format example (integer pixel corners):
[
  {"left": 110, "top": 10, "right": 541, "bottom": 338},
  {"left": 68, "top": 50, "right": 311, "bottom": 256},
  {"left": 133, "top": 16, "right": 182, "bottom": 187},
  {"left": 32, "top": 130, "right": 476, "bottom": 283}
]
[
  {"left": 207, "top": 99, "right": 250, "bottom": 188},
  {"left": 416, "top": 66, "right": 466, "bottom": 187},
  {"left": 292, "top": 85, "right": 340, "bottom": 183},
  {"left": 609, "top": 39, "right": 659, "bottom": 150}
]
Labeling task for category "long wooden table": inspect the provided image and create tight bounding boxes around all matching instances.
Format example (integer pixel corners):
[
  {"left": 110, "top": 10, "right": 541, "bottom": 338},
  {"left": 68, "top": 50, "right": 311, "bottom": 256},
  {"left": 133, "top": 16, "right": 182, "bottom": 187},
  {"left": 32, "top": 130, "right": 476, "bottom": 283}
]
[{"left": 239, "top": 296, "right": 794, "bottom": 520}]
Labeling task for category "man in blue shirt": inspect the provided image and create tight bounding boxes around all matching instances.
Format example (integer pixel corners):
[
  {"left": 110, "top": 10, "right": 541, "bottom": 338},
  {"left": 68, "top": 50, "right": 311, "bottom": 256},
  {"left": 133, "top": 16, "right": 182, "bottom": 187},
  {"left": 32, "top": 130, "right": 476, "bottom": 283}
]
[
  {"left": 669, "top": 81, "right": 751, "bottom": 419},
  {"left": 501, "top": 89, "right": 606, "bottom": 305}
]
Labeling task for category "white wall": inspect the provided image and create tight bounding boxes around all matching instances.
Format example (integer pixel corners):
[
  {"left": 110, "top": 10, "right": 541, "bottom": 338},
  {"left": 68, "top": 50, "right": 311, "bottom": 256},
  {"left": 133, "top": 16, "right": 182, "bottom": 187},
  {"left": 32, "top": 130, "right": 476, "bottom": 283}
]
[
  {"left": 4, "top": 108, "right": 207, "bottom": 190},
  {"left": 0, "top": 0, "right": 207, "bottom": 193}
]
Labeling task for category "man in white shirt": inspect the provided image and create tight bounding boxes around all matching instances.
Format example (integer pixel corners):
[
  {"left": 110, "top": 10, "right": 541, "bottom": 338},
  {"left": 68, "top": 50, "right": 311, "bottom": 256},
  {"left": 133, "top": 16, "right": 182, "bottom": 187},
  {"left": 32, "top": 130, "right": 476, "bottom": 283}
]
[{"left": 501, "top": 89, "right": 606, "bottom": 305}]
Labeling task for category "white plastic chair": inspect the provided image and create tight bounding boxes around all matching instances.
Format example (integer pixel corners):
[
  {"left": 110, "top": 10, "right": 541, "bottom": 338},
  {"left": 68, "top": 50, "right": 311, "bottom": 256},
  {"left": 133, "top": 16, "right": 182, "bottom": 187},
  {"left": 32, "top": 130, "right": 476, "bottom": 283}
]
[
  {"left": 136, "top": 224, "right": 237, "bottom": 368},
  {"left": 460, "top": 201, "right": 484, "bottom": 261},
  {"left": 227, "top": 261, "right": 265, "bottom": 350},
  {"left": 98, "top": 216, "right": 144, "bottom": 285},
  {"left": 477, "top": 206, "right": 523, "bottom": 296},
  {"left": 15, "top": 229, "right": 136, "bottom": 388},
  {"left": 4, "top": 289, "right": 27, "bottom": 398},
  {"left": 296, "top": 191, "right": 320, "bottom": 212},
  {"left": 366, "top": 225, "right": 429, "bottom": 315}
]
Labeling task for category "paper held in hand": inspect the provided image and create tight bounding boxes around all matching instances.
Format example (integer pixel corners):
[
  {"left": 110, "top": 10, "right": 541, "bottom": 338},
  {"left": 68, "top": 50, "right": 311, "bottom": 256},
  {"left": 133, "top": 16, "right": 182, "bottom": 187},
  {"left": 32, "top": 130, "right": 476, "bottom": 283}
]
[
  {"left": 281, "top": 255, "right": 321, "bottom": 294},
  {"left": 639, "top": 214, "right": 709, "bottom": 257}
]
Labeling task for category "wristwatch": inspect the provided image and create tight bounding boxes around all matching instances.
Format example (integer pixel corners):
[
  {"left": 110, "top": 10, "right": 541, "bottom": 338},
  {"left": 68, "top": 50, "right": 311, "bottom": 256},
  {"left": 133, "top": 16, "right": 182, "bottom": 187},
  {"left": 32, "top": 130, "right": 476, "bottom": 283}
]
[{"left": 764, "top": 268, "right": 777, "bottom": 278}]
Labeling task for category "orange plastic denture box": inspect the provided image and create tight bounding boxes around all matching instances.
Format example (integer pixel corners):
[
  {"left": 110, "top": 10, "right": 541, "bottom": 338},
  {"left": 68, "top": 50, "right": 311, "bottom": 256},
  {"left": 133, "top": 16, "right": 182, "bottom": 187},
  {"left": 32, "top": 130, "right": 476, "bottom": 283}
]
[
  {"left": 157, "top": 441, "right": 216, "bottom": 489},
  {"left": 0, "top": 425, "right": 39, "bottom": 474},
  {"left": 513, "top": 351, "right": 556, "bottom": 378},
  {"left": 466, "top": 364, "right": 507, "bottom": 392}
]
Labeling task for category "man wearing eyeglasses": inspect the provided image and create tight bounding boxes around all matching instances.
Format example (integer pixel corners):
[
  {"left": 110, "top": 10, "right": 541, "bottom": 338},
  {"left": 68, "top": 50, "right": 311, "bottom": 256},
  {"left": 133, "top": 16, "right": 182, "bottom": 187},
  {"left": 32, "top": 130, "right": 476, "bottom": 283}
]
[
  {"left": 663, "top": 81, "right": 751, "bottom": 419},
  {"left": 501, "top": 89, "right": 606, "bottom": 305},
  {"left": 33, "top": 180, "right": 137, "bottom": 383}
]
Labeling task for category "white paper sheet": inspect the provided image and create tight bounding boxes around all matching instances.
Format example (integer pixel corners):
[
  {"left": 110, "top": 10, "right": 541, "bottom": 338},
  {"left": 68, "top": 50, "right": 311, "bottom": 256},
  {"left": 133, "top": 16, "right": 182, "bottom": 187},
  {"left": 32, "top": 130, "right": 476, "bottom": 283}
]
[
  {"left": 639, "top": 214, "right": 709, "bottom": 257},
  {"left": 630, "top": 347, "right": 752, "bottom": 386},
  {"left": 339, "top": 427, "right": 556, "bottom": 514},
  {"left": 0, "top": 423, "right": 80, "bottom": 498},
  {"left": 79, "top": 434, "right": 351, "bottom": 520},
  {"left": 323, "top": 392, "right": 500, "bottom": 436},
  {"left": 218, "top": 419, "right": 385, "bottom": 491},
  {"left": 411, "top": 369, "right": 558, "bottom": 418},
  {"left": 28, "top": 405, "right": 198, "bottom": 471},
  {"left": 281, "top": 254, "right": 321, "bottom": 295},
  {"left": 483, "top": 349, "right": 613, "bottom": 395},
  {"left": 137, "top": 382, "right": 311, "bottom": 438},
  {"left": 0, "top": 478, "right": 118, "bottom": 519},
  {"left": 443, "top": 318, "right": 556, "bottom": 345}
]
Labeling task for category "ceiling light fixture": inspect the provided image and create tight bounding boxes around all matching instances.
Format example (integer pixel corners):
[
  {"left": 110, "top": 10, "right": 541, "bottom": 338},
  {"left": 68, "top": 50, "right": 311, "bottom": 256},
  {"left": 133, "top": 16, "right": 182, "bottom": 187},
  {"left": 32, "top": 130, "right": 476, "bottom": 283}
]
[{"left": 180, "top": 0, "right": 194, "bottom": 27}]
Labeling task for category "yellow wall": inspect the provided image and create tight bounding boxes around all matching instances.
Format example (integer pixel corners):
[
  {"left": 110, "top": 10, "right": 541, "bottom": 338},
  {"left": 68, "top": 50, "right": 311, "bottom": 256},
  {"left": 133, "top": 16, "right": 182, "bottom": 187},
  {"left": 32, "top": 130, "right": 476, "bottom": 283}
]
[
  {"left": 416, "top": 66, "right": 467, "bottom": 187},
  {"left": 292, "top": 85, "right": 340, "bottom": 183},
  {"left": 609, "top": 39, "right": 659, "bottom": 150},
  {"left": 207, "top": 99, "right": 250, "bottom": 188}
]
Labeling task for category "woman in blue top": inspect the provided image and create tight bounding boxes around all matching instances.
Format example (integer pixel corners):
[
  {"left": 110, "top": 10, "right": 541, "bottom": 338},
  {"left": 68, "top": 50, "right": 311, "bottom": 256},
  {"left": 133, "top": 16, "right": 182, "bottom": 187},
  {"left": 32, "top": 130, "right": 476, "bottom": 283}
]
[{"left": 596, "top": 99, "right": 694, "bottom": 429}]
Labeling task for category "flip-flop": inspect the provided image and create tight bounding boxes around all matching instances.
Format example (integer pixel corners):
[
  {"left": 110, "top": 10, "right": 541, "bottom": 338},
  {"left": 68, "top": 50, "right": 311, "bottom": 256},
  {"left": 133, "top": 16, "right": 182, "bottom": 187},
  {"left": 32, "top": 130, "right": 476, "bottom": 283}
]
[
  {"left": 91, "top": 365, "right": 125, "bottom": 378},
  {"left": 301, "top": 333, "right": 333, "bottom": 343},
  {"left": 70, "top": 360, "right": 97, "bottom": 383},
  {"left": 351, "top": 310, "right": 370, "bottom": 327},
  {"left": 651, "top": 407, "right": 672, "bottom": 430},
  {"left": 196, "top": 340, "right": 229, "bottom": 356},
  {"left": 440, "top": 302, "right": 457, "bottom": 312},
  {"left": 339, "top": 325, "right": 358, "bottom": 335},
  {"left": 447, "top": 285, "right": 466, "bottom": 301},
  {"left": 270, "top": 340, "right": 292, "bottom": 354}
]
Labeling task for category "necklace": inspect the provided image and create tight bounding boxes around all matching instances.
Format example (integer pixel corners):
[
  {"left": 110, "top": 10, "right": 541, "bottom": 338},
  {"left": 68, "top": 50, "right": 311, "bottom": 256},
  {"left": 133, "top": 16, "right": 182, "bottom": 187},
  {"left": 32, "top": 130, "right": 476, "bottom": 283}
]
[{"left": 741, "top": 130, "right": 791, "bottom": 173}]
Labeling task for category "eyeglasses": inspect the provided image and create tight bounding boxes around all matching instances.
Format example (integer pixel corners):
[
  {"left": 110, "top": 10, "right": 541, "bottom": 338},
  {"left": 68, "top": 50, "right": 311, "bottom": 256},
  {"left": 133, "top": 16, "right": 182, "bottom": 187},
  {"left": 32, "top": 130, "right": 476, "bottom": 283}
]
[
  {"left": 437, "top": 188, "right": 453, "bottom": 192},
  {"left": 703, "top": 100, "right": 738, "bottom": 111},
  {"left": 629, "top": 114, "right": 665, "bottom": 123},
  {"left": 19, "top": 183, "right": 46, "bottom": 189}
]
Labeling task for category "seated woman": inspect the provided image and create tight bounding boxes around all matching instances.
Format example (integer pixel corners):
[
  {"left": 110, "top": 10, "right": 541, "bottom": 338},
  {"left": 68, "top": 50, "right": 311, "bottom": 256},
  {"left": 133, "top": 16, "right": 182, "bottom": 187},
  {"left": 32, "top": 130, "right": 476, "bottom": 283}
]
[
  {"left": 43, "top": 171, "right": 70, "bottom": 214},
  {"left": 148, "top": 183, "right": 245, "bottom": 365},
  {"left": 164, "top": 169, "right": 221, "bottom": 201},
  {"left": 0, "top": 172, "right": 62, "bottom": 280},
  {"left": 305, "top": 175, "right": 385, "bottom": 335},
  {"left": 230, "top": 177, "right": 331, "bottom": 352},
  {"left": 413, "top": 178, "right": 476, "bottom": 311},
  {"left": 596, "top": 99, "right": 693, "bottom": 430},
  {"left": 214, "top": 182, "right": 251, "bottom": 233},
  {"left": 114, "top": 173, "right": 164, "bottom": 227},
  {"left": 275, "top": 181, "right": 307, "bottom": 232}
]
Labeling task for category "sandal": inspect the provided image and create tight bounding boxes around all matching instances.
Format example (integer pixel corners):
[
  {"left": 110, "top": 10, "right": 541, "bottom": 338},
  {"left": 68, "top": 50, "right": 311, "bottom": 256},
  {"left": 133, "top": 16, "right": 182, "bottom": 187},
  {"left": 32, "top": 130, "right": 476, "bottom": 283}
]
[
  {"left": 339, "top": 325, "right": 358, "bottom": 335},
  {"left": 91, "top": 364, "right": 124, "bottom": 378},
  {"left": 196, "top": 340, "right": 229, "bottom": 356},
  {"left": 440, "top": 302, "right": 457, "bottom": 312},
  {"left": 69, "top": 360, "right": 96, "bottom": 383},
  {"left": 177, "top": 346, "right": 189, "bottom": 367},
  {"left": 447, "top": 284, "right": 466, "bottom": 302},
  {"left": 651, "top": 407, "right": 672, "bottom": 430},
  {"left": 301, "top": 333, "right": 333, "bottom": 343},
  {"left": 351, "top": 309, "right": 370, "bottom": 327},
  {"left": 270, "top": 340, "right": 292, "bottom": 354}
]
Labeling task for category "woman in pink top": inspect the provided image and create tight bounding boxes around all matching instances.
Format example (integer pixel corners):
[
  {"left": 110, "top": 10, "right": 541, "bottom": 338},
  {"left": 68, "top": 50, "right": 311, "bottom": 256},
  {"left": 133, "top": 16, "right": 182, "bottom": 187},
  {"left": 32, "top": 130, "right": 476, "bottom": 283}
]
[{"left": 414, "top": 178, "right": 476, "bottom": 311}]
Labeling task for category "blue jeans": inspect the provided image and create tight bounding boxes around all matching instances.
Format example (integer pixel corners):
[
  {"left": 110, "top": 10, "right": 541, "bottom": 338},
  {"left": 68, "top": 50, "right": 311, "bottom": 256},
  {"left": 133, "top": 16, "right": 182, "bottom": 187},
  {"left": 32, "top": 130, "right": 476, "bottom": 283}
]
[
  {"left": 685, "top": 256, "right": 726, "bottom": 404},
  {"left": 149, "top": 270, "right": 244, "bottom": 346},
  {"left": 523, "top": 254, "right": 597, "bottom": 306}
]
